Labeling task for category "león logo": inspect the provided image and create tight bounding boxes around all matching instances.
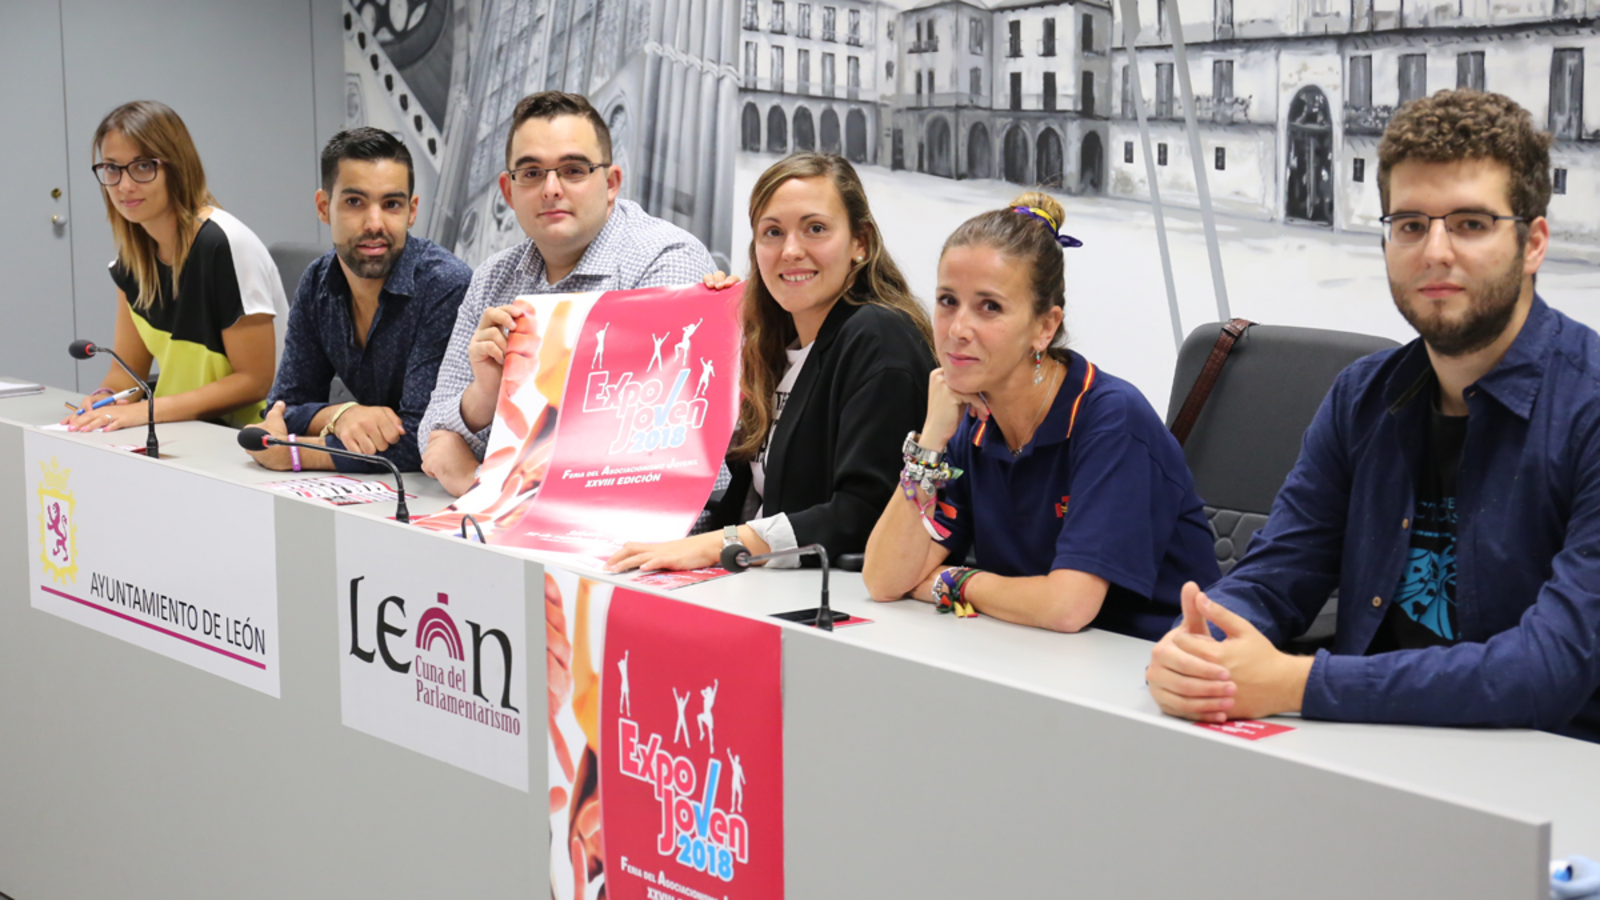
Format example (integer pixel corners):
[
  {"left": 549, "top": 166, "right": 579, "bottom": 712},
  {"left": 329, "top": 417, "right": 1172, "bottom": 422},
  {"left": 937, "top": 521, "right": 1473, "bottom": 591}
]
[
  {"left": 348, "top": 578, "right": 521, "bottom": 735},
  {"left": 36, "top": 457, "right": 77, "bottom": 585}
]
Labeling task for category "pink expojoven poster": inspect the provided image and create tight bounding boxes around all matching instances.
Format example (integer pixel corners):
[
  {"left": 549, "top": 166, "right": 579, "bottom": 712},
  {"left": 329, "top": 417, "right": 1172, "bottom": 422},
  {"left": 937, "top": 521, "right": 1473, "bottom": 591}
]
[
  {"left": 544, "top": 570, "right": 784, "bottom": 900},
  {"left": 416, "top": 284, "right": 740, "bottom": 557}
]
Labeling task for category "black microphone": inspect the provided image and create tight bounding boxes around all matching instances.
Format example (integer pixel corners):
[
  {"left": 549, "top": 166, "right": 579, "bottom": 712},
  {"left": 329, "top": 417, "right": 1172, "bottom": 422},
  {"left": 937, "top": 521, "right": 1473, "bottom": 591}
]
[
  {"left": 69, "top": 339, "right": 158, "bottom": 459},
  {"left": 720, "top": 542, "right": 838, "bottom": 632},
  {"left": 238, "top": 426, "right": 411, "bottom": 524}
]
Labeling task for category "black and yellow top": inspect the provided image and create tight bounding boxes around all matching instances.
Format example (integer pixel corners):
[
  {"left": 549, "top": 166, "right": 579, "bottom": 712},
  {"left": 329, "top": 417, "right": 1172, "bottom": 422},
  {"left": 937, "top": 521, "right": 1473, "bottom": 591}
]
[{"left": 108, "top": 208, "right": 282, "bottom": 427}]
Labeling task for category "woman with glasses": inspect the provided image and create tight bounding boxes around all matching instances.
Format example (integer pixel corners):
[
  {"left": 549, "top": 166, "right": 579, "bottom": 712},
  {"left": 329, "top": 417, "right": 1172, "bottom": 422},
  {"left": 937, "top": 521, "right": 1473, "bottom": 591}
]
[
  {"left": 606, "top": 153, "right": 936, "bottom": 573},
  {"left": 62, "top": 100, "right": 280, "bottom": 433}
]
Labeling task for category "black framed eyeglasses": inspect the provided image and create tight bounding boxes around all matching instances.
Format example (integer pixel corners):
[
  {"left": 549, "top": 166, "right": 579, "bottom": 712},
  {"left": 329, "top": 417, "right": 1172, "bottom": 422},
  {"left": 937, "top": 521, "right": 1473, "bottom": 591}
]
[
  {"left": 91, "top": 158, "right": 163, "bottom": 186},
  {"left": 505, "top": 161, "right": 611, "bottom": 185},
  {"left": 1379, "top": 211, "right": 1527, "bottom": 245}
]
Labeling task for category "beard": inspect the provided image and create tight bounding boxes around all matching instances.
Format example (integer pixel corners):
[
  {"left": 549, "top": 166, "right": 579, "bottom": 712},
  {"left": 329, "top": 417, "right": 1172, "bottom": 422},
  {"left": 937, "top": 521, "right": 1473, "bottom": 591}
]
[
  {"left": 1390, "top": 251, "right": 1525, "bottom": 358},
  {"left": 335, "top": 232, "right": 402, "bottom": 281}
]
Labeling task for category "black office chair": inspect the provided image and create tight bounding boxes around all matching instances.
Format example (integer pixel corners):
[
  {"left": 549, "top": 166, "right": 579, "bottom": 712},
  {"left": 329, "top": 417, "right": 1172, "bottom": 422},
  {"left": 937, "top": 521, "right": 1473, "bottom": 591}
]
[
  {"left": 268, "top": 241, "right": 355, "bottom": 406},
  {"left": 1168, "top": 322, "right": 1400, "bottom": 642}
]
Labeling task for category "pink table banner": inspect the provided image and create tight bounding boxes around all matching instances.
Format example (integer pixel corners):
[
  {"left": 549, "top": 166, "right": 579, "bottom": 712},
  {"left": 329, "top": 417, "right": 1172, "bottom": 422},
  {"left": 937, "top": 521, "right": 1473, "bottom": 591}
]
[{"left": 544, "top": 570, "right": 784, "bottom": 900}]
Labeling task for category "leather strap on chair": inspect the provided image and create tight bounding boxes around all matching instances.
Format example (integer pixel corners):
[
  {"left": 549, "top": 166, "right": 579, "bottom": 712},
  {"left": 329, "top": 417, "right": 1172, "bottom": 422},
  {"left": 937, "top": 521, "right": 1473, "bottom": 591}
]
[{"left": 1170, "top": 318, "right": 1255, "bottom": 447}]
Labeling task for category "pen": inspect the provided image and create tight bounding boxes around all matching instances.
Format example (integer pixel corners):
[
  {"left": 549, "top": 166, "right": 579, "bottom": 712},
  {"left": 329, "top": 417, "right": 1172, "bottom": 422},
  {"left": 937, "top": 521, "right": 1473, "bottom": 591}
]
[{"left": 73, "top": 386, "right": 142, "bottom": 415}]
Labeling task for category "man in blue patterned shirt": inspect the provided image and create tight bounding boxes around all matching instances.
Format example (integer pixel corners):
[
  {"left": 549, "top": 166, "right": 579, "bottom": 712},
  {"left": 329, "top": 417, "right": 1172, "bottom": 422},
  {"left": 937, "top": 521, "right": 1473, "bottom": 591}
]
[
  {"left": 1147, "top": 90, "right": 1600, "bottom": 742},
  {"left": 249, "top": 128, "right": 471, "bottom": 474},
  {"left": 420, "top": 91, "right": 716, "bottom": 496}
]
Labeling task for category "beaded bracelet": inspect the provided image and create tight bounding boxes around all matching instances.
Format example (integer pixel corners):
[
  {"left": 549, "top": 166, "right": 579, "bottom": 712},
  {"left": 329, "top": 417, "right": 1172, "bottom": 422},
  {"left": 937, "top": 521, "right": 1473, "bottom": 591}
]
[
  {"left": 287, "top": 433, "right": 302, "bottom": 472},
  {"left": 900, "top": 461, "right": 962, "bottom": 541},
  {"left": 932, "top": 566, "right": 980, "bottom": 618}
]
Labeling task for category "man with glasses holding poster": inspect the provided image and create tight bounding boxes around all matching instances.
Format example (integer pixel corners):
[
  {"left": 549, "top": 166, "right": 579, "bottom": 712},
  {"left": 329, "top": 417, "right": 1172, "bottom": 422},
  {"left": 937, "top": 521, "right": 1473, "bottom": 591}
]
[
  {"left": 420, "top": 91, "right": 715, "bottom": 496},
  {"left": 1145, "top": 90, "right": 1600, "bottom": 742}
]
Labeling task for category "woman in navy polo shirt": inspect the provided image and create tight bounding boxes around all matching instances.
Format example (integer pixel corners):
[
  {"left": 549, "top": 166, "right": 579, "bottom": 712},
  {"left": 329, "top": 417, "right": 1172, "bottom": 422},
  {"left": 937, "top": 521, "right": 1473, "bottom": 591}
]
[{"left": 863, "top": 192, "right": 1220, "bottom": 640}]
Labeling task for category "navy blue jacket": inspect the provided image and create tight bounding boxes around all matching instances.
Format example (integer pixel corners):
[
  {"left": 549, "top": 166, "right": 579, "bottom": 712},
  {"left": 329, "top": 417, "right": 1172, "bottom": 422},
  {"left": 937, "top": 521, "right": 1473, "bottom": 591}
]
[{"left": 1214, "top": 297, "right": 1600, "bottom": 741}]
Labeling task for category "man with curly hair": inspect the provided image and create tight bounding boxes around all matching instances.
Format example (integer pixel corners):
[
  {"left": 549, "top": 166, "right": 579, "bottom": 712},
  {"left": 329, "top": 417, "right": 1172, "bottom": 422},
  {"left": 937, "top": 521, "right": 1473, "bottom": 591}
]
[{"left": 1146, "top": 89, "right": 1600, "bottom": 742}]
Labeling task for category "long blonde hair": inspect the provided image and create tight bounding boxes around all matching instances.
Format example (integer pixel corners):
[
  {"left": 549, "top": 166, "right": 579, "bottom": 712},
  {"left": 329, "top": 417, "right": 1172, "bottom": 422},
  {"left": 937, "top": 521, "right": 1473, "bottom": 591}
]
[
  {"left": 93, "top": 101, "right": 218, "bottom": 312},
  {"left": 731, "top": 153, "right": 933, "bottom": 462}
]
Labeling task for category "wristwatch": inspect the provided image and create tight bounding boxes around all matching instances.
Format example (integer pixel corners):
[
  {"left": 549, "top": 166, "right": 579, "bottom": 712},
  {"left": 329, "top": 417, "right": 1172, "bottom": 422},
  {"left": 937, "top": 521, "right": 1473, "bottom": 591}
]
[
  {"left": 902, "top": 431, "right": 944, "bottom": 466},
  {"left": 722, "top": 525, "right": 741, "bottom": 549}
]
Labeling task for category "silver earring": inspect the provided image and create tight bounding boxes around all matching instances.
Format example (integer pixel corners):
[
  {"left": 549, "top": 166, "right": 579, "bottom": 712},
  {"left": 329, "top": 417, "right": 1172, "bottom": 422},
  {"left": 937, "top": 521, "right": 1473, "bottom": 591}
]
[{"left": 1032, "top": 350, "right": 1044, "bottom": 385}]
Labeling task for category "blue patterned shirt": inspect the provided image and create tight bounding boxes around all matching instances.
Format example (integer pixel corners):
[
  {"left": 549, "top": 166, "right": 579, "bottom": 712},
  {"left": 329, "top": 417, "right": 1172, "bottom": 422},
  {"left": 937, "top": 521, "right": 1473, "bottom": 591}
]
[
  {"left": 420, "top": 198, "right": 715, "bottom": 459},
  {"left": 267, "top": 235, "right": 471, "bottom": 472}
]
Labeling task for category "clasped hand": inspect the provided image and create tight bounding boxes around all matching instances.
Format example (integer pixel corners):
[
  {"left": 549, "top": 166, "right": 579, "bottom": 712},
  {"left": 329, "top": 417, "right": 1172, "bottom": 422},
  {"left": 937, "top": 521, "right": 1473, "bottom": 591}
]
[{"left": 1145, "top": 582, "right": 1312, "bottom": 723}]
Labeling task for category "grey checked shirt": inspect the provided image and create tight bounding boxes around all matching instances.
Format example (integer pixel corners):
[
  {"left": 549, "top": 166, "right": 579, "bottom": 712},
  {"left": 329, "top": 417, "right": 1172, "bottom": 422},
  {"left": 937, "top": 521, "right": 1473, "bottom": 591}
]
[{"left": 420, "top": 198, "right": 716, "bottom": 459}]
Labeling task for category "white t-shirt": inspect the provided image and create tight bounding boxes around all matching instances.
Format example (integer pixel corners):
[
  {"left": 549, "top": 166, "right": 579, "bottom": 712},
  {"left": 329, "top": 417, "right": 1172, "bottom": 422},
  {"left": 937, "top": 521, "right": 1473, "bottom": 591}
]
[
  {"left": 750, "top": 343, "right": 812, "bottom": 503},
  {"left": 744, "top": 343, "right": 812, "bottom": 567}
]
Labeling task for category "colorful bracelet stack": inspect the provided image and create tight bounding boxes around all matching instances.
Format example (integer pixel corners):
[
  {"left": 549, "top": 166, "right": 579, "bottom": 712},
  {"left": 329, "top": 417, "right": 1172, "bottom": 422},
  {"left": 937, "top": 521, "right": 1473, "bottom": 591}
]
[
  {"left": 899, "top": 466, "right": 958, "bottom": 540},
  {"left": 932, "top": 566, "right": 980, "bottom": 618}
]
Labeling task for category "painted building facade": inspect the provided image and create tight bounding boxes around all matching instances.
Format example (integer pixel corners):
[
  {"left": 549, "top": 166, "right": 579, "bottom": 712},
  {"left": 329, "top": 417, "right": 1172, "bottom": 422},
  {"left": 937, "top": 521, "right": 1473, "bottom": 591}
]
[
  {"left": 889, "top": 0, "right": 1114, "bottom": 190},
  {"left": 346, "top": 0, "right": 742, "bottom": 269},
  {"left": 1107, "top": 0, "right": 1599, "bottom": 248},
  {"left": 737, "top": 0, "right": 893, "bottom": 163}
]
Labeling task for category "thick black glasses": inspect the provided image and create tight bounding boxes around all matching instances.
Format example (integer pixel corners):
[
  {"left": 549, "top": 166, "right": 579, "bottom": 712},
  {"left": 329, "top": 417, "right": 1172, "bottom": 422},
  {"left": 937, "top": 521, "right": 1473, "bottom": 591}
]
[{"left": 91, "top": 158, "right": 163, "bottom": 186}]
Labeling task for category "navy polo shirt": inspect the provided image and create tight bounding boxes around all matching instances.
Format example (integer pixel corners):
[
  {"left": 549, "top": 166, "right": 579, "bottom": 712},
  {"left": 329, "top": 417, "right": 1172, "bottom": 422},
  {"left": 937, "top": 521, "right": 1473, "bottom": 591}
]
[{"left": 933, "top": 352, "right": 1221, "bottom": 640}]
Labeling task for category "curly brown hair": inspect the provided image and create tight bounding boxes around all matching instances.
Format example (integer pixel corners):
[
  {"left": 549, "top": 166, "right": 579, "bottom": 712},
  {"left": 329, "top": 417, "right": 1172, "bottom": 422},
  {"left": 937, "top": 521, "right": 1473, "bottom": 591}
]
[{"left": 1378, "top": 89, "right": 1552, "bottom": 228}]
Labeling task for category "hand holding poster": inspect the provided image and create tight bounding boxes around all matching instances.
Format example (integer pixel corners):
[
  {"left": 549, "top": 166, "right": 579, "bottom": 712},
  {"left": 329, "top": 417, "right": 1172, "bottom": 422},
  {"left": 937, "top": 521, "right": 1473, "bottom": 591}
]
[{"left": 416, "top": 284, "right": 740, "bottom": 559}]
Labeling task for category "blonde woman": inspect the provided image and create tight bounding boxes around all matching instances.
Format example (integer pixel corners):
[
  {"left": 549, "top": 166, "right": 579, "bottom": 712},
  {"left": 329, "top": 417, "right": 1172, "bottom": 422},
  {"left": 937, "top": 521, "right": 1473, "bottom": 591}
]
[
  {"left": 64, "top": 101, "right": 278, "bottom": 432},
  {"left": 608, "top": 153, "right": 936, "bottom": 572}
]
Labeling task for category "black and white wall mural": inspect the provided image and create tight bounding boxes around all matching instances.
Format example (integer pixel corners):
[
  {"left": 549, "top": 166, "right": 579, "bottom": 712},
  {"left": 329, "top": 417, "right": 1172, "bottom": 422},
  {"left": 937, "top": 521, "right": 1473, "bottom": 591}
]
[
  {"left": 343, "top": 0, "right": 741, "bottom": 270},
  {"left": 346, "top": 0, "right": 1598, "bottom": 409}
]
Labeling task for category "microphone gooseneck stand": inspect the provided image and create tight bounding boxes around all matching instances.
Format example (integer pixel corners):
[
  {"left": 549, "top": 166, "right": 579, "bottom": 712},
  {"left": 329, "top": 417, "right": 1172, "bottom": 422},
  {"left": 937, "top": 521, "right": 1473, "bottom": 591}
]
[
  {"left": 237, "top": 427, "right": 411, "bottom": 524},
  {"left": 721, "top": 542, "right": 835, "bottom": 631},
  {"left": 68, "top": 339, "right": 158, "bottom": 459}
]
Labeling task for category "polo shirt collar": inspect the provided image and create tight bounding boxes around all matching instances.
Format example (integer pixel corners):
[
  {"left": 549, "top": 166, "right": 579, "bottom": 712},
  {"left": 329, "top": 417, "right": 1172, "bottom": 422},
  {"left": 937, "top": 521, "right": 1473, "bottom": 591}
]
[{"left": 974, "top": 350, "right": 1094, "bottom": 461}]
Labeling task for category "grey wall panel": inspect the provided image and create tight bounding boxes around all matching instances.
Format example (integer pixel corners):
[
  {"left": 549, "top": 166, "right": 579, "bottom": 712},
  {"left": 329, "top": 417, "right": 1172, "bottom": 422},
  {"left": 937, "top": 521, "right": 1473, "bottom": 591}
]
[
  {"left": 310, "top": 0, "right": 344, "bottom": 247},
  {"left": 59, "top": 0, "right": 330, "bottom": 384},
  {"left": 0, "top": 0, "right": 81, "bottom": 390}
]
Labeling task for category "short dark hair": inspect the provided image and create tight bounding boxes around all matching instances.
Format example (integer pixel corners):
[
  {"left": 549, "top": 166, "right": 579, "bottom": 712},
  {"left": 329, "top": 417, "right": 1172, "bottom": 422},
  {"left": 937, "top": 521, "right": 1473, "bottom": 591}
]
[
  {"left": 320, "top": 127, "right": 414, "bottom": 196},
  {"left": 1378, "top": 89, "right": 1552, "bottom": 224},
  {"left": 503, "top": 91, "right": 612, "bottom": 168}
]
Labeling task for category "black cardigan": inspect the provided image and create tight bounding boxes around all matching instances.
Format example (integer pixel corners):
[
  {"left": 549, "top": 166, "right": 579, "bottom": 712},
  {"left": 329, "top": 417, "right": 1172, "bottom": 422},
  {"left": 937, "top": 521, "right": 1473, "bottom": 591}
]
[{"left": 709, "top": 299, "right": 936, "bottom": 564}]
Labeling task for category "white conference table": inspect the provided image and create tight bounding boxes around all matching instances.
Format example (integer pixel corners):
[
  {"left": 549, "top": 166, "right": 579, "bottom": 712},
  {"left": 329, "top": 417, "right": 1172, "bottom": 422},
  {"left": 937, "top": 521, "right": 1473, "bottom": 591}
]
[{"left": 0, "top": 384, "right": 1596, "bottom": 899}]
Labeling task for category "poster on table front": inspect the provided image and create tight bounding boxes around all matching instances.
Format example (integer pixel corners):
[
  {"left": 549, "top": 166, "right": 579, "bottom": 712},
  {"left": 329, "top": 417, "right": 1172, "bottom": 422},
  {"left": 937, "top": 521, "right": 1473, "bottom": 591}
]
[
  {"left": 24, "top": 430, "right": 281, "bottom": 696},
  {"left": 415, "top": 284, "right": 739, "bottom": 559},
  {"left": 545, "top": 566, "right": 784, "bottom": 900}
]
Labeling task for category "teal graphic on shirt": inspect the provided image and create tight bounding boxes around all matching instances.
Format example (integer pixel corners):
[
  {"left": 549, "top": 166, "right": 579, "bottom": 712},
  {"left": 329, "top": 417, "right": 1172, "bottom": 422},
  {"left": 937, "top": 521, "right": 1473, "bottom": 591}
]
[{"left": 1394, "top": 497, "right": 1458, "bottom": 640}]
